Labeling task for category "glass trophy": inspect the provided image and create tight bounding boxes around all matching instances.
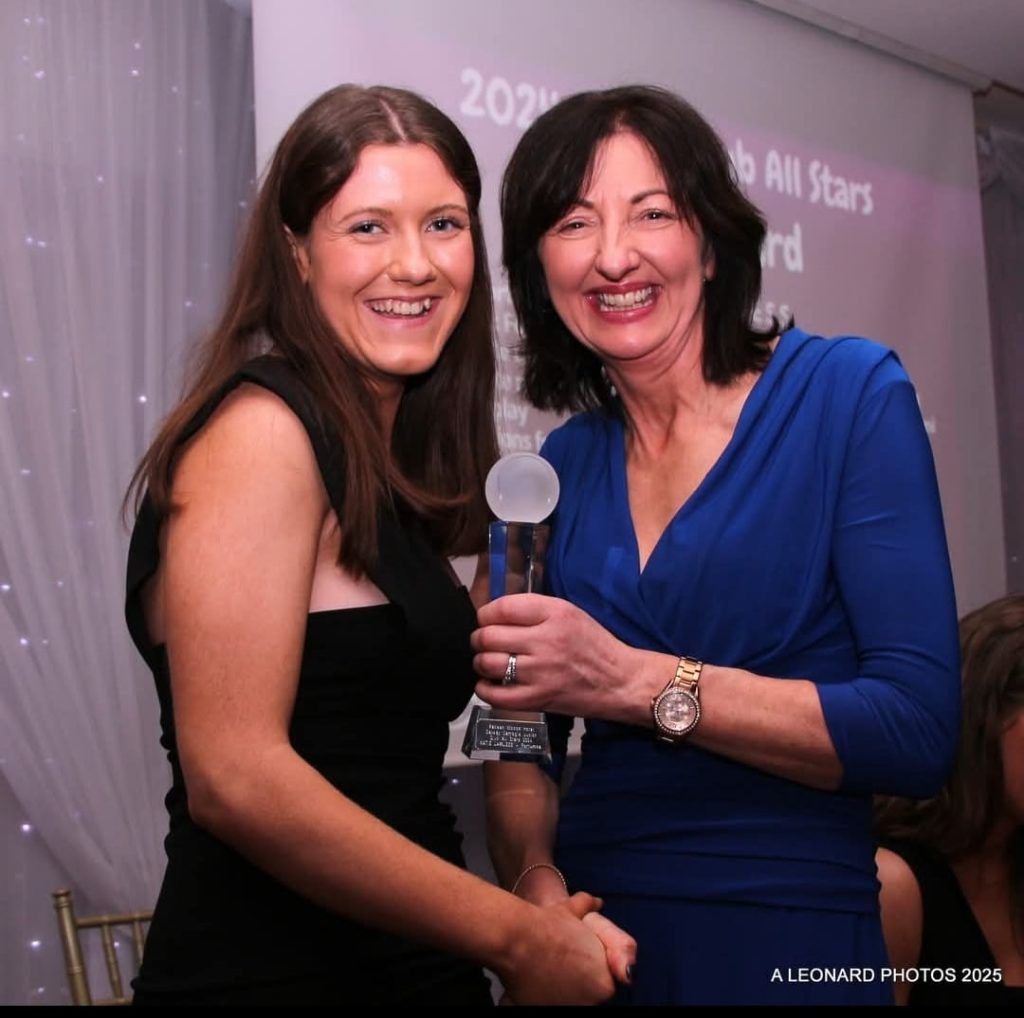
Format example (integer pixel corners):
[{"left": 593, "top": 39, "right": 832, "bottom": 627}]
[{"left": 462, "top": 453, "right": 559, "bottom": 764}]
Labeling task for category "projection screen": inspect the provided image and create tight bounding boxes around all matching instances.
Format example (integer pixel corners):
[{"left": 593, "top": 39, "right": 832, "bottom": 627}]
[{"left": 251, "top": 0, "right": 1005, "bottom": 760}]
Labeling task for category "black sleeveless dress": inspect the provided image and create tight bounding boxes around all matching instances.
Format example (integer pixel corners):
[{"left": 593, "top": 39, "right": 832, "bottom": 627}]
[
  {"left": 126, "top": 357, "right": 493, "bottom": 1005},
  {"left": 882, "top": 840, "right": 1024, "bottom": 1007}
]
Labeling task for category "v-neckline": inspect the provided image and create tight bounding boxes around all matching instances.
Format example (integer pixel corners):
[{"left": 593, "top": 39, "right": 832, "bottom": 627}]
[{"left": 613, "top": 329, "right": 793, "bottom": 578}]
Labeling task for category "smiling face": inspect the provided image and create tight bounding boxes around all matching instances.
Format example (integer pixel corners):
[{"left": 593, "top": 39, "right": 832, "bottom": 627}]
[
  {"left": 538, "top": 131, "right": 712, "bottom": 370},
  {"left": 291, "top": 143, "right": 475, "bottom": 395}
]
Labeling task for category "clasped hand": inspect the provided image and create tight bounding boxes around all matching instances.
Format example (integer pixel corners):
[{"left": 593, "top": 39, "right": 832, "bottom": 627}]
[{"left": 499, "top": 891, "right": 635, "bottom": 1005}]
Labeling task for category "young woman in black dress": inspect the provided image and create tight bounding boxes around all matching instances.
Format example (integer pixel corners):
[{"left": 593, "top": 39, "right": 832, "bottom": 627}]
[{"left": 124, "top": 83, "right": 633, "bottom": 1005}]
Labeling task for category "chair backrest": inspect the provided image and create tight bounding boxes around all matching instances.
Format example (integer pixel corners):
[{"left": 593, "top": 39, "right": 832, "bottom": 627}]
[{"left": 51, "top": 888, "right": 153, "bottom": 1005}]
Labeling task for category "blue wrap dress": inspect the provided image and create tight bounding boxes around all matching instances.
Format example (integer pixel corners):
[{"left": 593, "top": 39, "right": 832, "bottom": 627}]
[{"left": 540, "top": 328, "right": 960, "bottom": 1005}]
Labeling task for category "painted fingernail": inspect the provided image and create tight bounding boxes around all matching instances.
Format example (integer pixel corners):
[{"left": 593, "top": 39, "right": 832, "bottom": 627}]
[{"left": 625, "top": 963, "right": 634, "bottom": 982}]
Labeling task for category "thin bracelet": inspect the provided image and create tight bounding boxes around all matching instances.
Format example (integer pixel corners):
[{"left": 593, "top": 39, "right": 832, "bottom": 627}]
[{"left": 510, "top": 862, "right": 568, "bottom": 897}]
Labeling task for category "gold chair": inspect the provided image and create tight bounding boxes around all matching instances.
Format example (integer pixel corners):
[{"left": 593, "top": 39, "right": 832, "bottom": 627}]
[{"left": 52, "top": 888, "right": 152, "bottom": 1005}]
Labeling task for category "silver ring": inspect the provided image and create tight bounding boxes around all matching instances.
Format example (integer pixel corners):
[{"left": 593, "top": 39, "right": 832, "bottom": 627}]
[{"left": 502, "top": 653, "right": 518, "bottom": 686}]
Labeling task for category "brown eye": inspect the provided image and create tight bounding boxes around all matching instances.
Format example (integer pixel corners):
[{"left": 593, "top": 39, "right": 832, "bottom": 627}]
[
  {"left": 428, "top": 216, "right": 465, "bottom": 233},
  {"left": 349, "top": 221, "right": 383, "bottom": 236}
]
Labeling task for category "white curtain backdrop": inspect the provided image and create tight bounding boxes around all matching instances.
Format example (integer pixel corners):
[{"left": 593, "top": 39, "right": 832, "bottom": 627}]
[
  {"left": 977, "top": 106, "right": 1024, "bottom": 594},
  {"left": 0, "top": 0, "right": 254, "bottom": 1004}
]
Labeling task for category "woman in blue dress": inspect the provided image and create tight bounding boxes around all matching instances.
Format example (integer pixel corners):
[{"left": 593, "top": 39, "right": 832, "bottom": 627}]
[{"left": 473, "top": 85, "right": 961, "bottom": 1005}]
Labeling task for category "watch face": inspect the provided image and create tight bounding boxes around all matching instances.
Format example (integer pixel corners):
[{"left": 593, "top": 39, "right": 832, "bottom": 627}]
[{"left": 654, "top": 688, "right": 700, "bottom": 736}]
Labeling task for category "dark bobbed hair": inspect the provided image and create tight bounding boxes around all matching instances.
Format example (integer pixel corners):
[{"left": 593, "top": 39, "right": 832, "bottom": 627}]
[
  {"left": 501, "top": 84, "right": 787, "bottom": 415},
  {"left": 127, "top": 84, "right": 498, "bottom": 572}
]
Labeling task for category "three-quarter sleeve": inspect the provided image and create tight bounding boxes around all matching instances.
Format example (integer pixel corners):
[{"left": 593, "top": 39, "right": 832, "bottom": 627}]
[{"left": 818, "top": 358, "right": 961, "bottom": 797}]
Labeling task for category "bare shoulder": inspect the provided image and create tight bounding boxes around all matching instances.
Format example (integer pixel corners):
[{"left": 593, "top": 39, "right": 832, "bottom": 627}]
[
  {"left": 164, "top": 381, "right": 328, "bottom": 610},
  {"left": 168, "top": 383, "right": 329, "bottom": 532},
  {"left": 174, "top": 383, "right": 320, "bottom": 489},
  {"left": 876, "top": 846, "right": 922, "bottom": 903},
  {"left": 876, "top": 846, "right": 923, "bottom": 979},
  {"left": 161, "top": 382, "right": 328, "bottom": 706}
]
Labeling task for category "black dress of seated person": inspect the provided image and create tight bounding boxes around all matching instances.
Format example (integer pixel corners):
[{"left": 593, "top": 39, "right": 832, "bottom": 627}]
[
  {"left": 881, "top": 840, "right": 1024, "bottom": 1006},
  {"left": 126, "top": 356, "right": 493, "bottom": 1005}
]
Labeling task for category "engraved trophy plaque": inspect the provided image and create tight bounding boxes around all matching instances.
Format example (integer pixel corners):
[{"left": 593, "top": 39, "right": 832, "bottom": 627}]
[{"left": 462, "top": 453, "right": 559, "bottom": 764}]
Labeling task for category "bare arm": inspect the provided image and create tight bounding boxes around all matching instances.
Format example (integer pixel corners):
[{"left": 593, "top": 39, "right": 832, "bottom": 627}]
[
  {"left": 160, "top": 388, "right": 614, "bottom": 1005},
  {"left": 473, "top": 553, "right": 575, "bottom": 902},
  {"left": 485, "top": 761, "right": 564, "bottom": 901},
  {"left": 484, "top": 757, "right": 635, "bottom": 983},
  {"left": 474, "top": 564, "right": 637, "bottom": 982},
  {"left": 875, "top": 847, "right": 923, "bottom": 1005}
]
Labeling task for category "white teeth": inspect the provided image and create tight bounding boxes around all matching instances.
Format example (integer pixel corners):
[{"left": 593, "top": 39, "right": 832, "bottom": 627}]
[
  {"left": 597, "top": 286, "right": 653, "bottom": 309},
  {"left": 368, "top": 297, "right": 432, "bottom": 316}
]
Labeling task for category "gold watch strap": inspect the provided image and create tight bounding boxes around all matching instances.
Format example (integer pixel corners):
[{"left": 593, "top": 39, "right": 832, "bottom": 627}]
[{"left": 672, "top": 656, "right": 703, "bottom": 694}]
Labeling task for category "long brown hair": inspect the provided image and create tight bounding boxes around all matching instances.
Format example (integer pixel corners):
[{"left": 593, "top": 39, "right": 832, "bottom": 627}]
[
  {"left": 500, "top": 85, "right": 787, "bottom": 416},
  {"left": 126, "top": 85, "right": 497, "bottom": 572}
]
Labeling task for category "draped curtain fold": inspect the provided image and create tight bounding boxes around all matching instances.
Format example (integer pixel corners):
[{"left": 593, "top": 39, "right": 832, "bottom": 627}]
[
  {"left": 977, "top": 112, "right": 1024, "bottom": 593},
  {"left": 0, "top": 0, "right": 254, "bottom": 1003}
]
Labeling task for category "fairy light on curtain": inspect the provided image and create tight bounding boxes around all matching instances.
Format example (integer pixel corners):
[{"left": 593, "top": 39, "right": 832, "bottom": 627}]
[{"left": 0, "top": 0, "right": 255, "bottom": 1003}]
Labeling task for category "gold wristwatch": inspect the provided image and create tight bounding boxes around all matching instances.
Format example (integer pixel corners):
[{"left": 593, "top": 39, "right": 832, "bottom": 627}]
[{"left": 651, "top": 656, "right": 703, "bottom": 742}]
